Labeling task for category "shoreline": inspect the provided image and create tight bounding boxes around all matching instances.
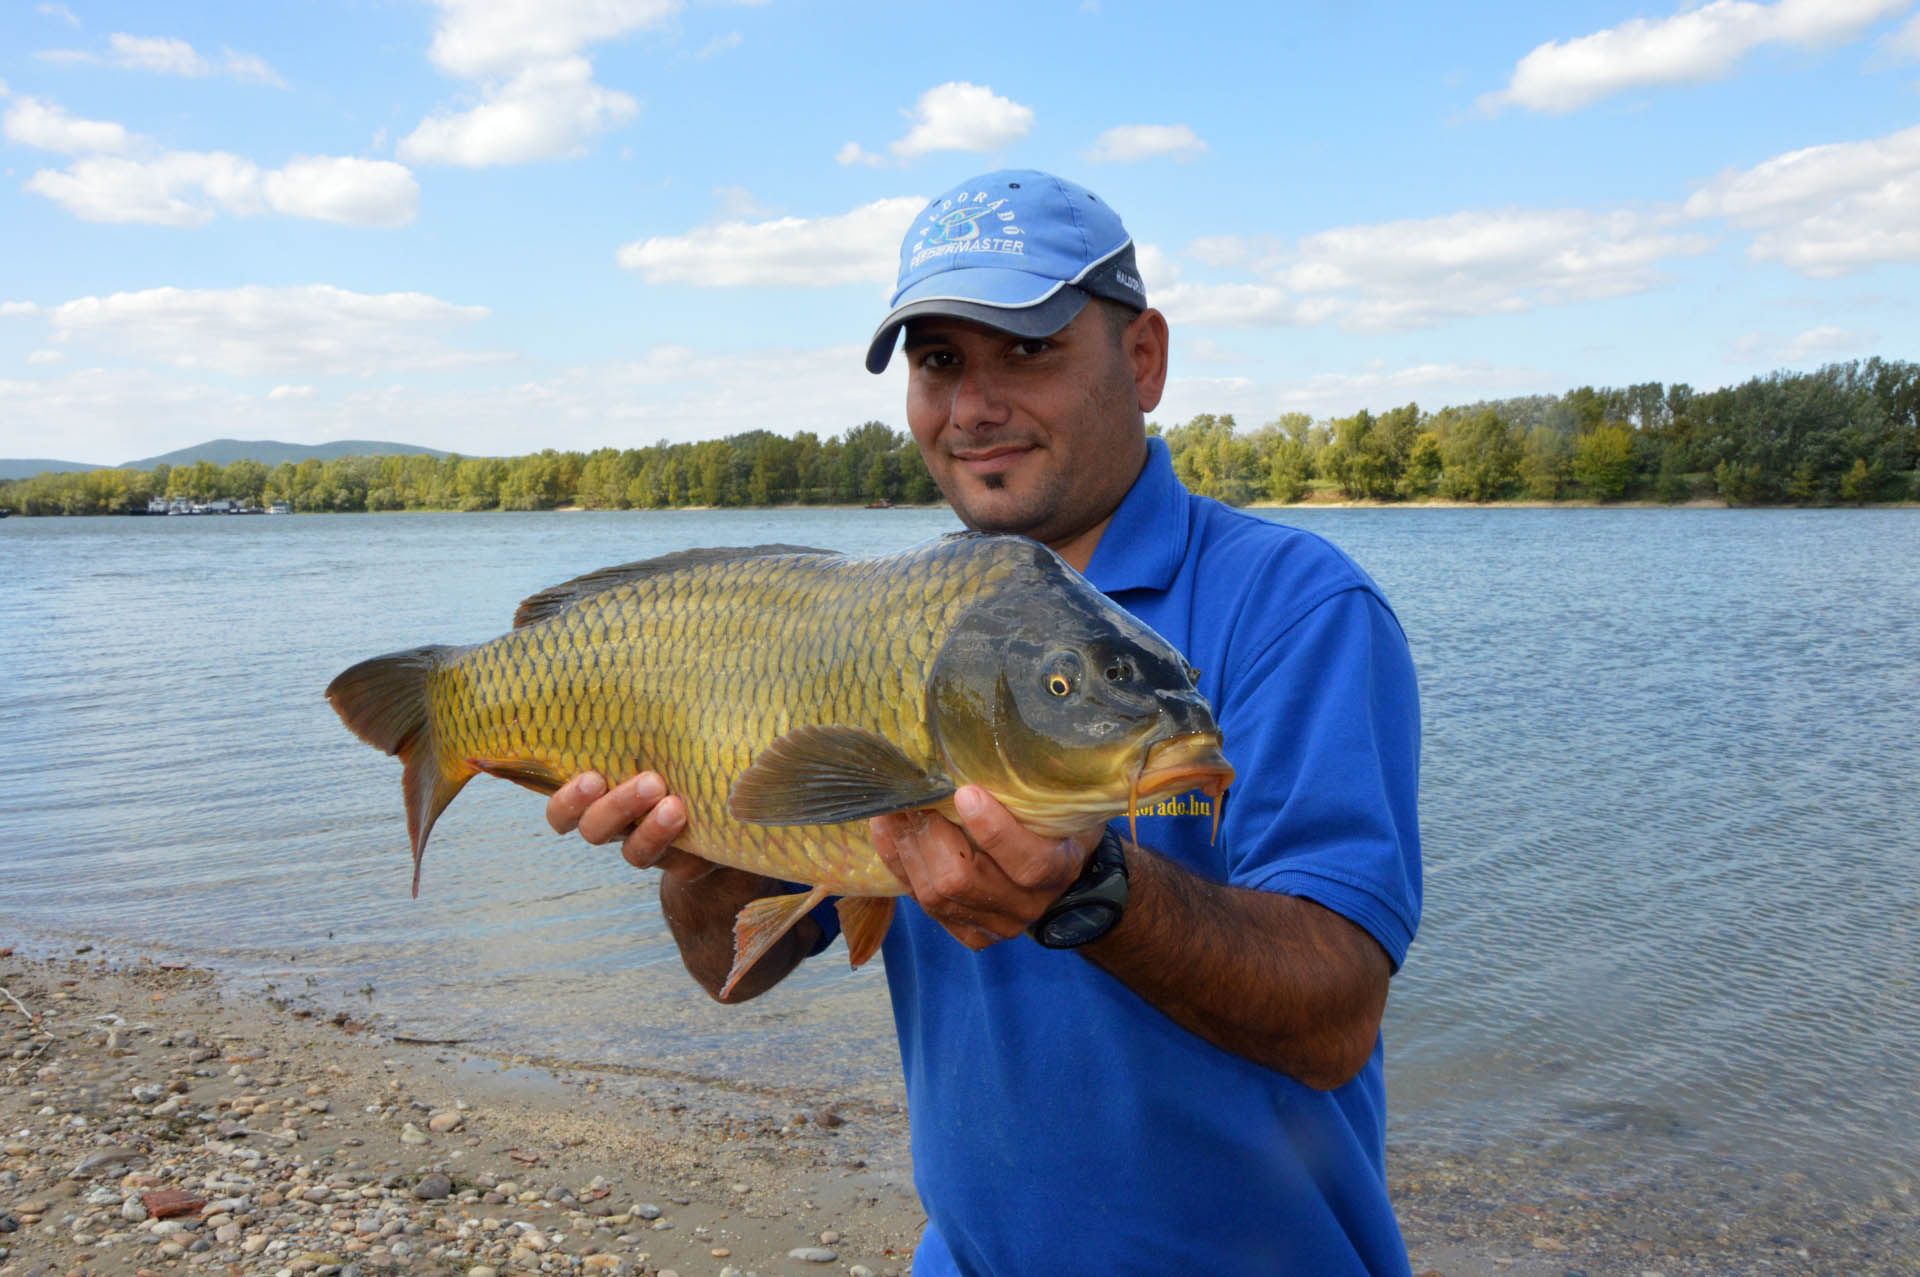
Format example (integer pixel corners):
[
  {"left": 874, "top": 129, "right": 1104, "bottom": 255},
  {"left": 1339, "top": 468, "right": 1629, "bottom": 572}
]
[
  {"left": 7, "top": 499, "right": 1920, "bottom": 519},
  {"left": 4, "top": 948, "right": 1914, "bottom": 1276}
]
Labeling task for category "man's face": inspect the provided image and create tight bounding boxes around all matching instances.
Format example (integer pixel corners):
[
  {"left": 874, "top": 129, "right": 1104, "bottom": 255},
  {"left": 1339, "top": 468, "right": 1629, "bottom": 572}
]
[{"left": 903, "top": 302, "right": 1165, "bottom": 556}]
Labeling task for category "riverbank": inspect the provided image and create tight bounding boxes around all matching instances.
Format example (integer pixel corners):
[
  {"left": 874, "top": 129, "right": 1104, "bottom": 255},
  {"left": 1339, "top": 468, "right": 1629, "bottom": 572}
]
[{"left": 5, "top": 949, "right": 1914, "bottom": 1276}]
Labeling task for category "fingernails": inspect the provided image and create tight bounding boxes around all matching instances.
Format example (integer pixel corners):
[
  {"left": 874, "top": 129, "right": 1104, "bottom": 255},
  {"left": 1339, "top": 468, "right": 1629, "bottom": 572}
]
[
  {"left": 656, "top": 796, "right": 686, "bottom": 831},
  {"left": 577, "top": 773, "right": 606, "bottom": 799},
  {"left": 632, "top": 772, "right": 664, "bottom": 802},
  {"left": 955, "top": 786, "right": 986, "bottom": 822}
]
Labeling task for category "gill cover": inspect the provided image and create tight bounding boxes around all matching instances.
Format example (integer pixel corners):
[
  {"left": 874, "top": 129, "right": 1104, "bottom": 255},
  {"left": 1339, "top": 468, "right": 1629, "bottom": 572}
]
[{"left": 924, "top": 542, "right": 1224, "bottom": 836}]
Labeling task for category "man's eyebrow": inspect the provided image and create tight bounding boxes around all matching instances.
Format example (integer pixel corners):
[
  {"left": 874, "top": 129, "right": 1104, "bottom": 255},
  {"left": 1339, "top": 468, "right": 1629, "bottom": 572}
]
[{"left": 901, "top": 330, "right": 951, "bottom": 350}]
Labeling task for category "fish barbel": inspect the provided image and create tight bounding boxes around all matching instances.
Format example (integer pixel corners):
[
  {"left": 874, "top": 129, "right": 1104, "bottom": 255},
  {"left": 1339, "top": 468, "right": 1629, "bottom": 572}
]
[{"left": 327, "top": 533, "right": 1233, "bottom": 996}]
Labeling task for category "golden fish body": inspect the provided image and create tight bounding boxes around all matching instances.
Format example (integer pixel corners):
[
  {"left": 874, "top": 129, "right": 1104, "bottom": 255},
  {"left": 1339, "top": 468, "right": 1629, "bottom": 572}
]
[
  {"left": 425, "top": 539, "right": 1024, "bottom": 895},
  {"left": 329, "top": 534, "right": 1233, "bottom": 995}
]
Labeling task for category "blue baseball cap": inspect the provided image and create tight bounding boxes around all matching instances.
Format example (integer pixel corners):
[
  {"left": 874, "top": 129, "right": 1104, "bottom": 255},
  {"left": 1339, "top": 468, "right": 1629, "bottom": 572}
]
[{"left": 865, "top": 169, "right": 1148, "bottom": 374}]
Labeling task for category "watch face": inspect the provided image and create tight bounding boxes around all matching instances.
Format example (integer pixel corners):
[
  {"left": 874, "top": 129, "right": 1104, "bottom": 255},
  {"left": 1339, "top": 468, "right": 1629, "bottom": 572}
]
[{"left": 1040, "top": 900, "right": 1122, "bottom": 948}]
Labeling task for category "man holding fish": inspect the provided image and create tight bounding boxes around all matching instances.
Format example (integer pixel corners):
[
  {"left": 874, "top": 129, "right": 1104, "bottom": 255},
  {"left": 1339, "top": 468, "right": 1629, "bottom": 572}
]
[{"left": 551, "top": 172, "right": 1423, "bottom": 1275}]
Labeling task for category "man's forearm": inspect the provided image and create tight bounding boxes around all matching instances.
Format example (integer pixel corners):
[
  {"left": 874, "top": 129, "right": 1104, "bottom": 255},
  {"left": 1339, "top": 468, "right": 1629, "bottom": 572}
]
[
  {"left": 657, "top": 869, "right": 818, "bottom": 1003},
  {"left": 1084, "top": 843, "right": 1390, "bottom": 1090}
]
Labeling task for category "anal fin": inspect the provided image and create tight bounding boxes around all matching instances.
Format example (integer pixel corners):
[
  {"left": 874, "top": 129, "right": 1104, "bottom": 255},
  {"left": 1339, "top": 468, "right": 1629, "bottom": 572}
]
[
  {"left": 835, "top": 897, "right": 894, "bottom": 969},
  {"left": 722, "top": 886, "right": 831, "bottom": 999}
]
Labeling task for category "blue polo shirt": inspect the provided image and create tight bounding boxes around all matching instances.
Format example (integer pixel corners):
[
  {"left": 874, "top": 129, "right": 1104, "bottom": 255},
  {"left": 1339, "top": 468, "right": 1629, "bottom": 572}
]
[{"left": 848, "top": 438, "right": 1421, "bottom": 1275}]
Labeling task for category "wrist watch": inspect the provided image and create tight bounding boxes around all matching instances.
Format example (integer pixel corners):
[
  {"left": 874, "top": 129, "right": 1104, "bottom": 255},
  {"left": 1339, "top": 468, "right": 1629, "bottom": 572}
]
[{"left": 1028, "top": 827, "right": 1130, "bottom": 949}]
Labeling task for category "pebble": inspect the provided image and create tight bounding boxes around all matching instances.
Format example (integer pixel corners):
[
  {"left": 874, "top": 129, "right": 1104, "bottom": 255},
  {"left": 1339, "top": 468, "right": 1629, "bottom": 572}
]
[
  {"left": 631, "top": 1202, "right": 661, "bottom": 1220},
  {"left": 788, "top": 1245, "right": 839, "bottom": 1262},
  {"left": 467, "top": 1267, "right": 497, "bottom": 1277},
  {"left": 427, "top": 1111, "right": 463, "bottom": 1133},
  {"left": 399, "top": 1123, "right": 429, "bottom": 1145},
  {"left": 413, "top": 1172, "right": 452, "bottom": 1200}
]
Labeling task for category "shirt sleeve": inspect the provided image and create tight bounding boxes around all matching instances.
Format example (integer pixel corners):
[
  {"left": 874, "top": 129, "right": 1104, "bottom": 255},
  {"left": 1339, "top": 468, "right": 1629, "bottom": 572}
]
[{"left": 1216, "top": 585, "right": 1423, "bottom": 969}]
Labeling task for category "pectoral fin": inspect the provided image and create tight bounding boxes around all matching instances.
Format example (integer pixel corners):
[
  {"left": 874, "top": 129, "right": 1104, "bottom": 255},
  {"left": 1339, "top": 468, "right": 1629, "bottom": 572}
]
[
  {"left": 727, "top": 725, "right": 955, "bottom": 826},
  {"left": 835, "top": 897, "right": 895, "bottom": 969},
  {"left": 722, "top": 886, "right": 831, "bottom": 1000}
]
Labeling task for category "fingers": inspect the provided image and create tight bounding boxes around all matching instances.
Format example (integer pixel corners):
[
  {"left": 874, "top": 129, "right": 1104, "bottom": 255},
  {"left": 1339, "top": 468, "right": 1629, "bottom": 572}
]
[
  {"left": 618, "top": 795, "right": 692, "bottom": 873},
  {"left": 871, "top": 806, "right": 1027, "bottom": 948},
  {"left": 576, "top": 772, "right": 666, "bottom": 846},
  {"left": 546, "top": 771, "right": 608, "bottom": 834},
  {"left": 950, "top": 786, "right": 1091, "bottom": 895}
]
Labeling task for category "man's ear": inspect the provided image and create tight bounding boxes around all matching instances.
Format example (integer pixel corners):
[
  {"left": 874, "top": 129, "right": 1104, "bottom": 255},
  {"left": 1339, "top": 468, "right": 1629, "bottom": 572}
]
[{"left": 1127, "top": 308, "right": 1170, "bottom": 413}]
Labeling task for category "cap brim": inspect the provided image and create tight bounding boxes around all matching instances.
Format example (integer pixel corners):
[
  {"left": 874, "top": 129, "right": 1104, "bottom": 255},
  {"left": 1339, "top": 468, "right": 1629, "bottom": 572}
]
[{"left": 865, "top": 269, "right": 1092, "bottom": 373}]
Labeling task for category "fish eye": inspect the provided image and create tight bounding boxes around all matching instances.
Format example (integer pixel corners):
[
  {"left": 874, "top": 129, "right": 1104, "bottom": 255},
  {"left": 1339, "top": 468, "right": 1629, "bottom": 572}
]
[{"left": 1047, "top": 673, "right": 1072, "bottom": 697}]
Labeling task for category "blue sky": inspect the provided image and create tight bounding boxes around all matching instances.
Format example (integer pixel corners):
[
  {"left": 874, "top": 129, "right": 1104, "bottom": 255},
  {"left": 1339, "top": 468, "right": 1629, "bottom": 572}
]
[{"left": 3, "top": 0, "right": 1918, "bottom": 464}]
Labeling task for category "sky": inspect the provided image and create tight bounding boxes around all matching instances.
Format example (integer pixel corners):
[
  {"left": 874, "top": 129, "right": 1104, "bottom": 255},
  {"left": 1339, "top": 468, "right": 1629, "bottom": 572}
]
[{"left": 2, "top": 0, "right": 1918, "bottom": 465}]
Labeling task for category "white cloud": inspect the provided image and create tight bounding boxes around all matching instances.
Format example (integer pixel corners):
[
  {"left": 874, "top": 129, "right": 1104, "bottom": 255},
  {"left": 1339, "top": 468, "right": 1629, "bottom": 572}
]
[
  {"left": 424, "top": 0, "right": 681, "bottom": 78},
  {"left": 262, "top": 157, "right": 419, "bottom": 227},
  {"left": 401, "top": 57, "right": 637, "bottom": 166},
  {"left": 105, "top": 33, "right": 207, "bottom": 76},
  {"left": 1728, "top": 324, "right": 1879, "bottom": 364},
  {"left": 404, "top": 1, "right": 674, "bottom": 168},
  {"left": 1085, "top": 124, "right": 1207, "bottom": 164},
  {"left": 1686, "top": 123, "right": 1920, "bottom": 274},
  {"left": 268, "top": 383, "right": 317, "bottom": 399},
  {"left": 0, "top": 340, "right": 904, "bottom": 463},
  {"left": 3, "top": 94, "right": 134, "bottom": 155},
  {"left": 38, "top": 4, "right": 80, "bottom": 27},
  {"left": 26, "top": 149, "right": 418, "bottom": 227},
  {"left": 836, "top": 141, "right": 885, "bottom": 167},
  {"left": 1887, "top": 12, "right": 1920, "bottom": 57},
  {"left": 1483, "top": 0, "right": 1911, "bottom": 114},
  {"left": 32, "top": 286, "right": 497, "bottom": 377},
  {"left": 27, "top": 151, "right": 264, "bottom": 226},
  {"left": 687, "top": 31, "right": 742, "bottom": 59},
  {"left": 711, "top": 184, "right": 771, "bottom": 219},
  {"left": 617, "top": 195, "right": 923, "bottom": 286},
  {"left": 1157, "top": 207, "right": 1709, "bottom": 332},
  {"left": 27, "top": 348, "right": 65, "bottom": 365},
  {"left": 8, "top": 92, "right": 412, "bottom": 227},
  {"left": 890, "top": 82, "right": 1033, "bottom": 159},
  {"left": 37, "top": 33, "right": 287, "bottom": 85}
]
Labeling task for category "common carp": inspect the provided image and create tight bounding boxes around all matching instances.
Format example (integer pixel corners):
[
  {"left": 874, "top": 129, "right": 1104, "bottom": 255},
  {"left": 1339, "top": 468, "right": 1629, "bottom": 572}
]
[{"left": 327, "top": 533, "right": 1233, "bottom": 996}]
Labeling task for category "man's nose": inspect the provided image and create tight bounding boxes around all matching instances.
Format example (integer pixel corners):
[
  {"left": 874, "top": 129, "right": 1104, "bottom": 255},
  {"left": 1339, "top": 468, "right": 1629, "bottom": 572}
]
[{"left": 951, "top": 362, "right": 1010, "bottom": 432}]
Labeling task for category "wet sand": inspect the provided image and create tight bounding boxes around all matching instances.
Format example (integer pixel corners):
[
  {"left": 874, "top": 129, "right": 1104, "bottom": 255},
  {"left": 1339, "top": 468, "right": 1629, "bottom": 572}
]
[{"left": 2, "top": 948, "right": 1913, "bottom": 1276}]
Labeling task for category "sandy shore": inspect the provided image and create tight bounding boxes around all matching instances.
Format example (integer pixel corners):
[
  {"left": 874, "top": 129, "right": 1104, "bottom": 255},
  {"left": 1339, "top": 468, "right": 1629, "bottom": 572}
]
[{"left": 3, "top": 948, "right": 1913, "bottom": 1277}]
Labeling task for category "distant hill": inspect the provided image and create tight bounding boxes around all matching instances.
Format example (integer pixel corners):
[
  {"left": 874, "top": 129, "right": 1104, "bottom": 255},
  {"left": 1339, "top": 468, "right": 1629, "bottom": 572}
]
[
  {"left": 119, "top": 438, "right": 450, "bottom": 469},
  {"left": 0, "top": 439, "right": 449, "bottom": 483},
  {"left": 0, "top": 458, "right": 106, "bottom": 480}
]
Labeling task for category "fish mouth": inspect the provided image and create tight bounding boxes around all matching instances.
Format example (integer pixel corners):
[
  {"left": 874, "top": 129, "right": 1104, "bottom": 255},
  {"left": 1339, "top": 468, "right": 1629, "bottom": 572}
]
[{"left": 1128, "top": 732, "right": 1236, "bottom": 846}]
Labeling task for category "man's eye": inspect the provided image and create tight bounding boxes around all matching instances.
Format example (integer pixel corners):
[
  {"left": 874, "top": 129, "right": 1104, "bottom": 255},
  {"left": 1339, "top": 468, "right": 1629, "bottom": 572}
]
[
  {"left": 915, "top": 349, "right": 958, "bottom": 371},
  {"left": 1013, "top": 338, "right": 1051, "bottom": 357}
]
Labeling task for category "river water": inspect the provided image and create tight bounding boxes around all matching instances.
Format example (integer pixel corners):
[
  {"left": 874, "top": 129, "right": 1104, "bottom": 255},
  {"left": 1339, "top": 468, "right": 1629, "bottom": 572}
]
[{"left": 2, "top": 507, "right": 1915, "bottom": 1232}]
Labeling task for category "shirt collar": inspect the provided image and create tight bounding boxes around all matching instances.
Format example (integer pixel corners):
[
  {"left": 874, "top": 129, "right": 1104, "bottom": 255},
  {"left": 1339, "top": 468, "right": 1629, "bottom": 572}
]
[{"left": 1084, "top": 435, "right": 1188, "bottom": 594}]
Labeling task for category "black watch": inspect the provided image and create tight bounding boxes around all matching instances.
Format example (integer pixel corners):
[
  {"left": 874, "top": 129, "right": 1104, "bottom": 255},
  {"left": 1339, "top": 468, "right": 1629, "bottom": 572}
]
[{"left": 1028, "top": 827, "right": 1130, "bottom": 949}]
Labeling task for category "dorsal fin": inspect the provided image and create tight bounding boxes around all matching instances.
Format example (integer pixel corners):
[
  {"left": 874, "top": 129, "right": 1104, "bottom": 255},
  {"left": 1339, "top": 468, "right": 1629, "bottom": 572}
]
[{"left": 512, "top": 544, "right": 834, "bottom": 628}]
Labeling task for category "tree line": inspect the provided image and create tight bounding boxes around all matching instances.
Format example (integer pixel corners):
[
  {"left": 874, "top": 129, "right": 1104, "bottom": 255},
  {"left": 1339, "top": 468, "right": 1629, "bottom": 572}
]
[
  {"left": 0, "top": 422, "right": 939, "bottom": 515},
  {"left": 1156, "top": 356, "right": 1918, "bottom": 506},
  {"left": 5, "top": 358, "right": 1916, "bottom": 515}
]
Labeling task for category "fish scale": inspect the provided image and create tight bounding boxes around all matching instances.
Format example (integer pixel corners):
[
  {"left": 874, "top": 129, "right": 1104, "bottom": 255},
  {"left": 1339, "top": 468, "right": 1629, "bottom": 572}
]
[{"left": 414, "top": 540, "right": 1008, "bottom": 896}]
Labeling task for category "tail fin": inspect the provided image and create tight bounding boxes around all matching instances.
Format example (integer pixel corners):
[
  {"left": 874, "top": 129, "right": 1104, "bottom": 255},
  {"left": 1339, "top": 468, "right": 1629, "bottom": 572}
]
[{"left": 325, "top": 645, "right": 472, "bottom": 896}]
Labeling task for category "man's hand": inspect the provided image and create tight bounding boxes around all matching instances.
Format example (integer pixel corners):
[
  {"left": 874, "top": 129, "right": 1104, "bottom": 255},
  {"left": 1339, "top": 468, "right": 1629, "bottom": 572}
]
[
  {"left": 870, "top": 785, "right": 1098, "bottom": 950},
  {"left": 547, "top": 771, "right": 816, "bottom": 1002},
  {"left": 547, "top": 770, "right": 705, "bottom": 882}
]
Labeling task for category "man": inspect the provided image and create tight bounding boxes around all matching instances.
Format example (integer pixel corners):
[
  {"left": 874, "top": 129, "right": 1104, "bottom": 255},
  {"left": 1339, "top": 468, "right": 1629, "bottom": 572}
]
[{"left": 550, "top": 170, "right": 1422, "bottom": 1274}]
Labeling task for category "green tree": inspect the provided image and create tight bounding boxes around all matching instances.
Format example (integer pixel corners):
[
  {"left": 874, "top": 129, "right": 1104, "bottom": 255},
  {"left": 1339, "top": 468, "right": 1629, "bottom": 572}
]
[{"left": 1572, "top": 425, "right": 1637, "bottom": 501}]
